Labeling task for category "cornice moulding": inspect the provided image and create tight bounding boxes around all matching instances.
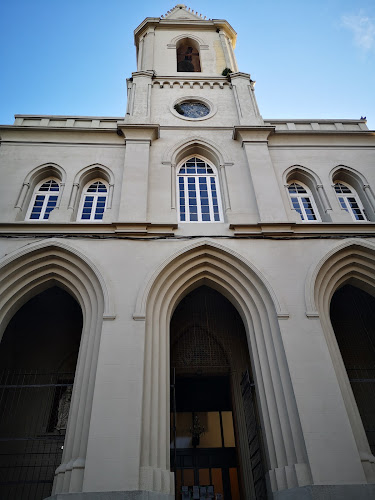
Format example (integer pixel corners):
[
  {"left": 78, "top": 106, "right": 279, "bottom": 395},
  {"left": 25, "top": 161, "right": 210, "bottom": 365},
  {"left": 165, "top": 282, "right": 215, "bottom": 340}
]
[
  {"left": 116, "top": 123, "right": 160, "bottom": 141},
  {"left": 233, "top": 126, "right": 275, "bottom": 143}
]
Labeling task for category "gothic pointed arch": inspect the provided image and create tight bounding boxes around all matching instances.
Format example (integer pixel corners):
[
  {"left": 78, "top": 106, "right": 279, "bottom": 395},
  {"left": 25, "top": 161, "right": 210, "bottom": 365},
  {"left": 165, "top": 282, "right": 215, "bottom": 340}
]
[
  {"left": 14, "top": 162, "right": 66, "bottom": 220},
  {"left": 163, "top": 138, "right": 233, "bottom": 214},
  {"left": 163, "top": 136, "right": 232, "bottom": 166},
  {"left": 330, "top": 165, "right": 375, "bottom": 221},
  {"left": 283, "top": 165, "right": 331, "bottom": 222},
  {"left": 69, "top": 164, "right": 115, "bottom": 219},
  {"left": 136, "top": 239, "right": 311, "bottom": 497},
  {"left": 305, "top": 238, "right": 375, "bottom": 482},
  {"left": 0, "top": 238, "right": 115, "bottom": 495}
]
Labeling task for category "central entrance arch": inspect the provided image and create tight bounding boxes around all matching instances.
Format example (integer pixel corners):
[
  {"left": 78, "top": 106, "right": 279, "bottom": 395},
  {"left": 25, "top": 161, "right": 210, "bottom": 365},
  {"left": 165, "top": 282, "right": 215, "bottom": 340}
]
[
  {"left": 170, "top": 285, "right": 266, "bottom": 499},
  {"left": 137, "top": 240, "right": 311, "bottom": 498}
]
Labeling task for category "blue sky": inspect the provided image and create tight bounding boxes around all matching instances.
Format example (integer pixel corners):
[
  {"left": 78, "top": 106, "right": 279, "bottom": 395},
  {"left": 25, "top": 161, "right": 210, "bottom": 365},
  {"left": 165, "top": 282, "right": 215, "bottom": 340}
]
[{"left": 1, "top": 0, "right": 374, "bottom": 128}]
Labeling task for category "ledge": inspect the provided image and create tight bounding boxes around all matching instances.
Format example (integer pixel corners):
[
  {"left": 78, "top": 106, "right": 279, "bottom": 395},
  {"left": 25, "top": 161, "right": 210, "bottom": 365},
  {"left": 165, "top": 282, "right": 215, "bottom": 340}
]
[
  {"left": 230, "top": 222, "right": 375, "bottom": 236},
  {"left": 0, "top": 222, "right": 177, "bottom": 237}
]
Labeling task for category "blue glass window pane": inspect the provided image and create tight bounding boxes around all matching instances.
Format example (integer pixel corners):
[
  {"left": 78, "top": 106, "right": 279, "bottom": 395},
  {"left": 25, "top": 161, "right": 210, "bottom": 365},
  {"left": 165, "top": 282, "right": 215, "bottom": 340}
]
[
  {"left": 179, "top": 168, "right": 186, "bottom": 174},
  {"left": 179, "top": 177, "right": 185, "bottom": 183},
  {"left": 214, "top": 214, "right": 220, "bottom": 221},
  {"left": 202, "top": 206, "right": 209, "bottom": 213},
  {"left": 190, "top": 214, "right": 198, "bottom": 221},
  {"left": 180, "top": 214, "right": 186, "bottom": 221},
  {"left": 94, "top": 214, "right": 104, "bottom": 219},
  {"left": 202, "top": 214, "right": 210, "bottom": 221},
  {"left": 30, "top": 213, "right": 40, "bottom": 219},
  {"left": 188, "top": 178, "right": 195, "bottom": 184},
  {"left": 81, "top": 214, "right": 90, "bottom": 219}
]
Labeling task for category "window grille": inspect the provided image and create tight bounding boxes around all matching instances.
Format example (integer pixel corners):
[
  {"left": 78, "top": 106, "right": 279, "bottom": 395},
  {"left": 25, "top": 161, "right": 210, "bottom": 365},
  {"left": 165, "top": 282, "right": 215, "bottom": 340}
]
[
  {"left": 27, "top": 179, "right": 60, "bottom": 220},
  {"left": 177, "top": 157, "right": 222, "bottom": 222},
  {"left": 334, "top": 182, "right": 367, "bottom": 221},
  {"left": 79, "top": 180, "right": 108, "bottom": 221},
  {"left": 287, "top": 182, "right": 320, "bottom": 221}
]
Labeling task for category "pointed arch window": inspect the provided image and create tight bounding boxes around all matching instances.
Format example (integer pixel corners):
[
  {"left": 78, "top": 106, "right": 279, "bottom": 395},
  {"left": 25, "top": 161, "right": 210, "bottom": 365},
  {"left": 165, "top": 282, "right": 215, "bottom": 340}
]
[
  {"left": 27, "top": 178, "right": 60, "bottom": 220},
  {"left": 177, "top": 157, "right": 223, "bottom": 222},
  {"left": 79, "top": 180, "right": 108, "bottom": 221},
  {"left": 287, "top": 181, "right": 320, "bottom": 222},
  {"left": 334, "top": 182, "right": 367, "bottom": 221}
]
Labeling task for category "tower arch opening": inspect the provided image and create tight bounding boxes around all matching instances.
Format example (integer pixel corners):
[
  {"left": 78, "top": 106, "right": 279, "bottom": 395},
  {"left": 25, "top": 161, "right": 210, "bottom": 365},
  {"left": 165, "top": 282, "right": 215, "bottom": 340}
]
[{"left": 177, "top": 38, "right": 201, "bottom": 72}]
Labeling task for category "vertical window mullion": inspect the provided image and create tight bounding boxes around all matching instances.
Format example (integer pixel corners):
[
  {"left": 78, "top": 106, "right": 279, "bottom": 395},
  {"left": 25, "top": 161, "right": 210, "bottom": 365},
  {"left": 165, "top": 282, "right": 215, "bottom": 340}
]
[
  {"left": 207, "top": 176, "right": 214, "bottom": 221},
  {"left": 91, "top": 194, "right": 98, "bottom": 221},
  {"left": 42, "top": 196, "right": 49, "bottom": 219},
  {"left": 298, "top": 195, "right": 306, "bottom": 221},
  {"left": 195, "top": 176, "right": 202, "bottom": 222},
  {"left": 184, "top": 177, "right": 189, "bottom": 221}
]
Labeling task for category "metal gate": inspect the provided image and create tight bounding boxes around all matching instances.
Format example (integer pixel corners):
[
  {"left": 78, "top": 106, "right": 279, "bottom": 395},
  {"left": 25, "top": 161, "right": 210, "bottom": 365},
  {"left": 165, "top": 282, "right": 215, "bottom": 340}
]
[
  {"left": 0, "top": 371, "right": 74, "bottom": 500},
  {"left": 241, "top": 370, "right": 267, "bottom": 500}
]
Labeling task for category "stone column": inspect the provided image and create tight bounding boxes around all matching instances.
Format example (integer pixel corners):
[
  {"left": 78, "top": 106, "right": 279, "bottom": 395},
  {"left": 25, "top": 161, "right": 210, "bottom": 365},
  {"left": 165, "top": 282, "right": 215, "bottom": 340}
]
[
  {"left": 117, "top": 124, "right": 159, "bottom": 222},
  {"left": 234, "top": 127, "right": 288, "bottom": 223},
  {"left": 363, "top": 184, "right": 375, "bottom": 214}
]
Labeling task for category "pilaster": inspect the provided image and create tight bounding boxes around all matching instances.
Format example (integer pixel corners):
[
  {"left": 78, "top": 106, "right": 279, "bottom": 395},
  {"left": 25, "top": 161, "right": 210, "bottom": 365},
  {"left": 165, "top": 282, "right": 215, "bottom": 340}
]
[
  {"left": 234, "top": 126, "right": 288, "bottom": 223},
  {"left": 117, "top": 124, "right": 159, "bottom": 222},
  {"left": 125, "top": 71, "right": 154, "bottom": 124},
  {"left": 230, "top": 72, "right": 263, "bottom": 125}
]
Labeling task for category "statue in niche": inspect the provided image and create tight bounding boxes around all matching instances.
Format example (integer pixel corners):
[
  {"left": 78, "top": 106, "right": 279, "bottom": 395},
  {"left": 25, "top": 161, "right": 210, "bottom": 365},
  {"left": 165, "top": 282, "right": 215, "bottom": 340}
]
[{"left": 55, "top": 386, "right": 72, "bottom": 432}]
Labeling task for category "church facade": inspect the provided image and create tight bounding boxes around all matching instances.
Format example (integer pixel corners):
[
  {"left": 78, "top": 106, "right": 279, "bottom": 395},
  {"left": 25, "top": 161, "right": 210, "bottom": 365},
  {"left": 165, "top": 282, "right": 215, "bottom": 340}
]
[{"left": 0, "top": 5, "right": 375, "bottom": 500}]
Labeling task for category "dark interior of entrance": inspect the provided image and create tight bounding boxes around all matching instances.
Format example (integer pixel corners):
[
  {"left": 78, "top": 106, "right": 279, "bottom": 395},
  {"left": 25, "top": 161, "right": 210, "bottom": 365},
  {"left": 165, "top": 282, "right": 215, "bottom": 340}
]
[
  {"left": 170, "top": 286, "right": 267, "bottom": 500},
  {"left": 0, "top": 286, "right": 83, "bottom": 500},
  {"left": 330, "top": 283, "right": 375, "bottom": 455}
]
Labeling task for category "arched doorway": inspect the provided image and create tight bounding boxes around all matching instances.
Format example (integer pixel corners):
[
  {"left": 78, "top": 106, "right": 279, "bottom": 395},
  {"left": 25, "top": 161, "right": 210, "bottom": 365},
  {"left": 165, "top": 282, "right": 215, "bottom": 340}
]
[
  {"left": 330, "top": 283, "right": 375, "bottom": 456},
  {"left": 170, "top": 286, "right": 267, "bottom": 499},
  {"left": 138, "top": 241, "right": 310, "bottom": 497},
  {"left": 0, "top": 286, "right": 83, "bottom": 500}
]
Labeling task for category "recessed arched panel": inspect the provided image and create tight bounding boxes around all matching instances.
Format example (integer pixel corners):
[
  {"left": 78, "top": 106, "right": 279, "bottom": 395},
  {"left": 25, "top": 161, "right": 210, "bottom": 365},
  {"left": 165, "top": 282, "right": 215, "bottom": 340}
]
[
  {"left": 137, "top": 240, "right": 310, "bottom": 496},
  {"left": 306, "top": 238, "right": 375, "bottom": 482},
  {"left": 0, "top": 239, "right": 114, "bottom": 495}
]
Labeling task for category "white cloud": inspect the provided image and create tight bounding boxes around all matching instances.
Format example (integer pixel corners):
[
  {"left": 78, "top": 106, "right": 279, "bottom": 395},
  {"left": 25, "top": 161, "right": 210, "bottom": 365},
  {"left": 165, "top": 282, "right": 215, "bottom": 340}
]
[{"left": 341, "top": 10, "right": 375, "bottom": 52}]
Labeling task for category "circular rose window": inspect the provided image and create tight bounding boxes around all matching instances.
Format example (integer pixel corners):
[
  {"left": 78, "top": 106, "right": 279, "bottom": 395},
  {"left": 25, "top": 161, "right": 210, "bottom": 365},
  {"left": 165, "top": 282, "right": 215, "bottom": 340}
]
[{"left": 174, "top": 101, "right": 210, "bottom": 119}]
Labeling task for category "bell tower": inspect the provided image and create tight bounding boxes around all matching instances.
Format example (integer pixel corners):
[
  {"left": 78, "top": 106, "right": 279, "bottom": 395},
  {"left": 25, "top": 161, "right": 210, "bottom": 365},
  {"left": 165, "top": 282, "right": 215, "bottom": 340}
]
[{"left": 125, "top": 4, "right": 264, "bottom": 126}]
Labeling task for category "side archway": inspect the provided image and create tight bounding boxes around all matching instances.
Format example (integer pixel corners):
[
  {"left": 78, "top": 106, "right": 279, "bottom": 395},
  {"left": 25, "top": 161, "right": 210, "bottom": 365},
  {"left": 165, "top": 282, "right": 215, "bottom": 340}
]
[
  {"left": 0, "top": 238, "right": 115, "bottom": 494},
  {"left": 305, "top": 238, "right": 375, "bottom": 482},
  {"left": 137, "top": 240, "right": 311, "bottom": 497}
]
